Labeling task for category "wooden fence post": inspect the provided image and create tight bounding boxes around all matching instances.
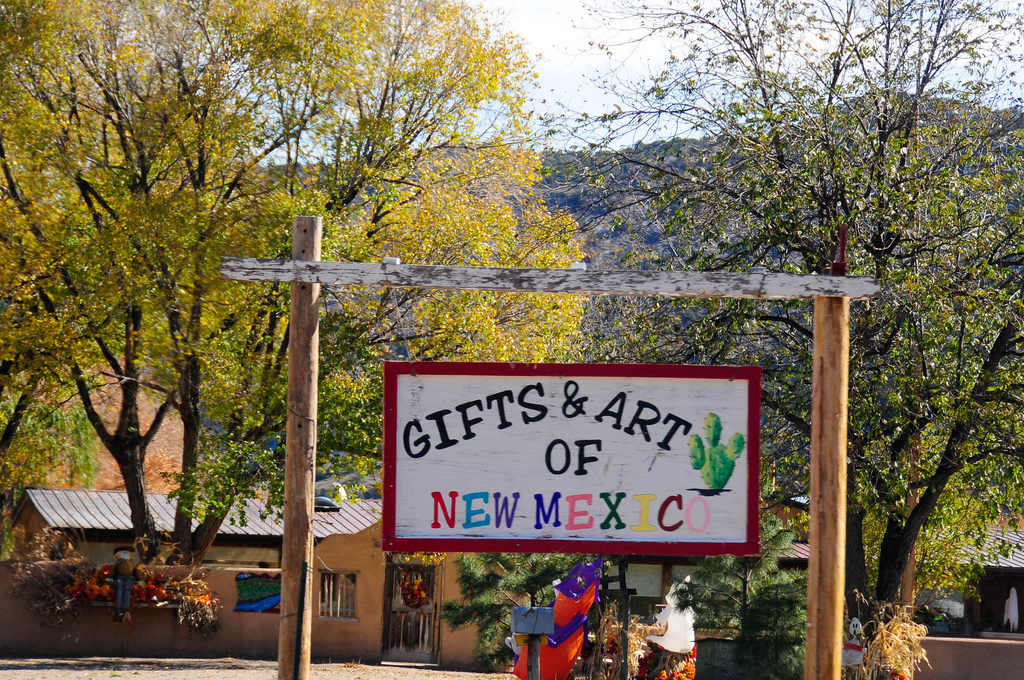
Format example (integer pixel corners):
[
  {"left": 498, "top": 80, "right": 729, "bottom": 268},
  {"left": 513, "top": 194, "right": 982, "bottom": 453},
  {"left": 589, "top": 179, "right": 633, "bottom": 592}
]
[
  {"left": 277, "top": 216, "right": 322, "bottom": 680},
  {"left": 805, "top": 295, "right": 850, "bottom": 680}
]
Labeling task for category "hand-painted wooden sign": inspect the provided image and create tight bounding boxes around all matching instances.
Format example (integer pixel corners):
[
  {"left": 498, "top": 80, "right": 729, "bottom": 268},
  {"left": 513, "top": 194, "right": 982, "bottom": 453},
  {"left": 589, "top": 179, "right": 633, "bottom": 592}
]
[{"left": 383, "top": 362, "right": 761, "bottom": 556}]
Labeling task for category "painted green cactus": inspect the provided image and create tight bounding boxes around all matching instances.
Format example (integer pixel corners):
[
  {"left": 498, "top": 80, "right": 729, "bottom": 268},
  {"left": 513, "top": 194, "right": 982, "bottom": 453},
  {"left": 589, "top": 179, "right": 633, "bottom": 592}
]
[{"left": 689, "top": 413, "right": 746, "bottom": 490}]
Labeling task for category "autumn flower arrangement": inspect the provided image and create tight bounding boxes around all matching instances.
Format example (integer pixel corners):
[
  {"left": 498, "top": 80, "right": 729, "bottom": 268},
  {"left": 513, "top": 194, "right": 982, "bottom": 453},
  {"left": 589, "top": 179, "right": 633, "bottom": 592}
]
[
  {"left": 10, "top": 530, "right": 219, "bottom": 634},
  {"left": 634, "top": 645, "right": 697, "bottom": 680},
  {"left": 855, "top": 599, "right": 929, "bottom": 680},
  {"left": 66, "top": 563, "right": 173, "bottom": 605},
  {"left": 577, "top": 603, "right": 696, "bottom": 680}
]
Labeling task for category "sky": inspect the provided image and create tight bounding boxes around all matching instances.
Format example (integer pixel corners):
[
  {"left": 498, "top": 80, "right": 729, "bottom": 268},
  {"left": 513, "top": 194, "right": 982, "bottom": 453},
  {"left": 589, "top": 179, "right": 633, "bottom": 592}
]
[
  {"left": 478, "top": 0, "right": 674, "bottom": 138},
  {"left": 479, "top": 0, "right": 610, "bottom": 113}
]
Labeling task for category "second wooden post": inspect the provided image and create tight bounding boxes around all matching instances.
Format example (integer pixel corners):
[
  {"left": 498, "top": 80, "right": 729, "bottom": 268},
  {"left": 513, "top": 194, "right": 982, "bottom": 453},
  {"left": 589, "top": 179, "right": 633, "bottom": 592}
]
[
  {"left": 278, "top": 216, "right": 322, "bottom": 680},
  {"left": 804, "top": 295, "right": 850, "bottom": 680}
]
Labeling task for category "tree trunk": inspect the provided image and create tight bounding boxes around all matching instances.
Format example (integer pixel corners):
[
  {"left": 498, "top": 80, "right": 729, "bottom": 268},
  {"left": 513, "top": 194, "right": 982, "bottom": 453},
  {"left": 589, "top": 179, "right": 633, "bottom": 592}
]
[
  {"left": 189, "top": 514, "right": 228, "bottom": 565},
  {"left": 875, "top": 516, "right": 912, "bottom": 604},
  {"left": 845, "top": 509, "right": 870, "bottom": 622},
  {"left": 169, "top": 347, "right": 234, "bottom": 566},
  {"left": 0, "top": 388, "right": 33, "bottom": 514},
  {"left": 72, "top": 306, "right": 172, "bottom": 564},
  {"left": 875, "top": 323, "right": 1018, "bottom": 604},
  {"left": 901, "top": 427, "right": 922, "bottom": 608},
  {"left": 0, "top": 389, "right": 32, "bottom": 457},
  {"left": 171, "top": 352, "right": 203, "bottom": 563},
  {"left": 116, "top": 445, "right": 161, "bottom": 562}
]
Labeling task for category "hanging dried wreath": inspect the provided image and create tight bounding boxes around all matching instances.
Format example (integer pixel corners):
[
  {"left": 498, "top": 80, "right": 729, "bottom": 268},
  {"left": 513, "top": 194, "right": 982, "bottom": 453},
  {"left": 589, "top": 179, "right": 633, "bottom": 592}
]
[{"left": 400, "top": 571, "right": 430, "bottom": 608}]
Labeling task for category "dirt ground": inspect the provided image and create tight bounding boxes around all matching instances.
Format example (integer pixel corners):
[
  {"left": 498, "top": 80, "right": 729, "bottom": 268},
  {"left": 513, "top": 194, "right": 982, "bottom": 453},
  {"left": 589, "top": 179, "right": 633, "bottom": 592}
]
[{"left": 0, "top": 658, "right": 516, "bottom": 680}]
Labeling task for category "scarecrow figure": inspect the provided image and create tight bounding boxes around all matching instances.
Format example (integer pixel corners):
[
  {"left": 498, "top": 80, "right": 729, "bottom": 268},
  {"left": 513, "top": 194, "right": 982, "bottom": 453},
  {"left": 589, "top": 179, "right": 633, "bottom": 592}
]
[
  {"left": 112, "top": 546, "right": 139, "bottom": 621},
  {"left": 842, "top": 617, "right": 864, "bottom": 668}
]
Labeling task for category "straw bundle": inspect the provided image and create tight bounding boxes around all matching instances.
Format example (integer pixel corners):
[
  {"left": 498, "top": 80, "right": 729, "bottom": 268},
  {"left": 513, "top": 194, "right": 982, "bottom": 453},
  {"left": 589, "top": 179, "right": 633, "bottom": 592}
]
[
  {"left": 857, "top": 605, "right": 930, "bottom": 680},
  {"left": 9, "top": 529, "right": 94, "bottom": 622},
  {"left": 578, "top": 603, "right": 622, "bottom": 680}
]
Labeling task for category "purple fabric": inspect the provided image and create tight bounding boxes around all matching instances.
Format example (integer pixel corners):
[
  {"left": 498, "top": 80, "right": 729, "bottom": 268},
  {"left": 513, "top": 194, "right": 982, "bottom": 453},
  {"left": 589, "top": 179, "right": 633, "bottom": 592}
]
[
  {"left": 514, "top": 612, "right": 588, "bottom": 662},
  {"left": 554, "top": 558, "right": 603, "bottom": 601},
  {"left": 548, "top": 611, "right": 588, "bottom": 647}
]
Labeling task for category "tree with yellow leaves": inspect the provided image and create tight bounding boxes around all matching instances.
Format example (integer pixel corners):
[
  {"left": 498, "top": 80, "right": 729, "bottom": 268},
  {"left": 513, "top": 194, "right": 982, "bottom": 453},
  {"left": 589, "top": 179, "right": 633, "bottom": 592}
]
[{"left": 0, "top": 0, "right": 584, "bottom": 562}]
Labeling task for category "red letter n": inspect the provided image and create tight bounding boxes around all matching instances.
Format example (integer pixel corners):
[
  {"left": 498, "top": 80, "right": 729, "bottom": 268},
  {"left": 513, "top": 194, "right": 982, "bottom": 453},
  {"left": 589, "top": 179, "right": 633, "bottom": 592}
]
[{"left": 431, "top": 491, "right": 459, "bottom": 528}]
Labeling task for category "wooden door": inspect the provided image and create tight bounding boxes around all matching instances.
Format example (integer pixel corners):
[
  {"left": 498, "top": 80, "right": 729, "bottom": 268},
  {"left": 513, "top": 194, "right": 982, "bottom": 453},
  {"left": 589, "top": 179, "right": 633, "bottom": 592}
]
[{"left": 382, "top": 563, "right": 439, "bottom": 663}]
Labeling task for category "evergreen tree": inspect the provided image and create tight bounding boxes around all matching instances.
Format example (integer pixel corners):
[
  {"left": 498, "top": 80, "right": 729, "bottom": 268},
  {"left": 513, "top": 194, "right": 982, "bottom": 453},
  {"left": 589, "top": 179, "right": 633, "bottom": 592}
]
[
  {"left": 672, "top": 514, "right": 806, "bottom": 680},
  {"left": 441, "top": 552, "right": 583, "bottom": 670}
]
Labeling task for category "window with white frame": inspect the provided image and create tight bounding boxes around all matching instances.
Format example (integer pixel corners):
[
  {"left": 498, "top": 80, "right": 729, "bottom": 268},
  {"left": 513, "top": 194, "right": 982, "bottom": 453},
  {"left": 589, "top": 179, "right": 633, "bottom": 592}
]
[{"left": 319, "top": 570, "right": 357, "bottom": 619}]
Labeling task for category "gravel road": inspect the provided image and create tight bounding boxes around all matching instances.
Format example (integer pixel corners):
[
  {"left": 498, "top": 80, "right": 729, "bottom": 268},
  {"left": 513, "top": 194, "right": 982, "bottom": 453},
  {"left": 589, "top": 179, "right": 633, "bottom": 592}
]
[{"left": 0, "top": 658, "right": 516, "bottom": 680}]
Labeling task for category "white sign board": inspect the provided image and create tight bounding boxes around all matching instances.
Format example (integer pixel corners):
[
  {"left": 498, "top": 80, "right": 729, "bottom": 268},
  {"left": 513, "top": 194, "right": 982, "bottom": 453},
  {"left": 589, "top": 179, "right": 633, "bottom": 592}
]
[{"left": 383, "top": 362, "right": 760, "bottom": 555}]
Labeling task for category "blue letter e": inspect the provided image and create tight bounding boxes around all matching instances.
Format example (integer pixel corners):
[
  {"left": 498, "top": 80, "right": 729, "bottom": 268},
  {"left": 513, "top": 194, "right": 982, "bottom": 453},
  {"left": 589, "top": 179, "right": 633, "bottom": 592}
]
[{"left": 462, "top": 492, "right": 491, "bottom": 529}]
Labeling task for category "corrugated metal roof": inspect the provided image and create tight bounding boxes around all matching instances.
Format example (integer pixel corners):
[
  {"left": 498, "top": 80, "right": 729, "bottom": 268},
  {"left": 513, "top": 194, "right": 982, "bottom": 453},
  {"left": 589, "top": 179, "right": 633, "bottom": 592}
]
[
  {"left": 779, "top": 532, "right": 1024, "bottom": 569},
  {"left": 20, "top": 488, "right": 380, "bottom": 538},
  {"left": 313, "top": 501, "right": 382, "bottom": 538},
  {"left": 784, "top": 542, "right": 810, "bottom": 561},
  {"left": 984, "top": 529, "right": 1024, "bottom": 569}
]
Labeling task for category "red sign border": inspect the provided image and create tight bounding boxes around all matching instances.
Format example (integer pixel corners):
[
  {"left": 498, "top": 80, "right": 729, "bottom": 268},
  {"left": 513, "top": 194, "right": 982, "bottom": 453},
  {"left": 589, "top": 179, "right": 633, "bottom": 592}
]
[{"left": 382, "top": 361, "right": 761, "bottom": 556}]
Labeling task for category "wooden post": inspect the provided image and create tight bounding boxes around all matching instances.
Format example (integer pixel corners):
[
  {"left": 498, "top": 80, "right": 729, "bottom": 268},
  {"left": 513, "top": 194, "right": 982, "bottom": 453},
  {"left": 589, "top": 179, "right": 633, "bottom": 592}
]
[
  {"left": 527, "top": 634, "right": 541, "bottom": 680},
  {"left": 598, "top": 557, "right": 636, "bottom": 680},
  {"left": 617, "top": 558, "right": 631, "bottom": 680},
  {"left": 277, "top": 216, "right": 322, "bottom": 680},
  {"left": 805, "top": 296, "right": 849, "bottom": 680}
]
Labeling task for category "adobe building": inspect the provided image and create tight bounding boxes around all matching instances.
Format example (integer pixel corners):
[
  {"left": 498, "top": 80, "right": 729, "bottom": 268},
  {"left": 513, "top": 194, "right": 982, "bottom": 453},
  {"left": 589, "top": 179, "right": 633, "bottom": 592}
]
[{"left": 2, "top": 487, "right": 476, "bottom": 667}]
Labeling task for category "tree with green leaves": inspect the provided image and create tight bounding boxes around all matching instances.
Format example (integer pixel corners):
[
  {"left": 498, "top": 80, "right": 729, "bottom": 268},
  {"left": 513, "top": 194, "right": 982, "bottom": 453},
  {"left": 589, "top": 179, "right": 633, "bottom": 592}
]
[
  {"left": 673, "top": 514, "right": 806, "bottom": 680},
  {"left": 441, "top": 552, "right": 585, "bottom": 670},
  {"left": 576, "top": 0, "right": 1024, "bottom": 620}
]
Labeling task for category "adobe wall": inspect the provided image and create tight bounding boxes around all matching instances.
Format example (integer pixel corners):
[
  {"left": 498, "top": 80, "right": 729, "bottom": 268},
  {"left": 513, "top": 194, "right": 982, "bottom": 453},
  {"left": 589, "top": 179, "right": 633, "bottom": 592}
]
[
  {"left": 0, "top": 527, "right": 389, "bottom": 663},
  {"left": 691, "top": 637, "right": 1024, "bottom": 680},
  {"left": 308, "top": 526, "right": 386, "bottom": 662},
  {"left": 437, "top": 554, "right": 478, "bottom": 669},
  {"left": 918, "top": 636, "right": 1024, "bottom": 680},
  {"left": 310, "top": 526, "right": 481, "bottom": 667},
  {"left": 0, "top": 528, "right": 480, "bottom": 669},
  {"left": 313, "top": 526, "right": 480, "bottom": 668},
  {"left": 0, "top": 563, "right": 279, "bottom": 659}
]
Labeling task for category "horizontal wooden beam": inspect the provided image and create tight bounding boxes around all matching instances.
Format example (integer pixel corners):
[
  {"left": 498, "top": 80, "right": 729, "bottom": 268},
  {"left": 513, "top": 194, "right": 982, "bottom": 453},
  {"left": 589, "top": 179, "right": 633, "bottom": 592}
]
[{"left": 220, "top": 258, "right": 879, "bottom": 300}]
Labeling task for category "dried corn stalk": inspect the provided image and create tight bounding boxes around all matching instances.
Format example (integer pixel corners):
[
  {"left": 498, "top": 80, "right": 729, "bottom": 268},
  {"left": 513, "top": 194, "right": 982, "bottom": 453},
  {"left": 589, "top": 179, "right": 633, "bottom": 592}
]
[
  {"left": 629, "top": 617, "right": 664, "bottom": 676},
  {"left": 857, "top": 604, "right": 930, "bottom": 680},
  {"left": 9, "top": 529, "right": 93, "bottom": 621},
  {"left": 578, "top": 603, "right": 621, "bottom": 680}
]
